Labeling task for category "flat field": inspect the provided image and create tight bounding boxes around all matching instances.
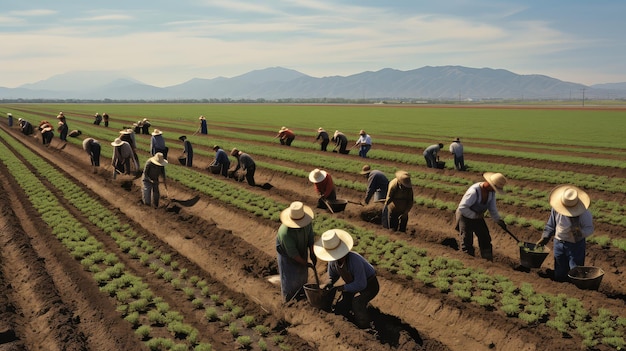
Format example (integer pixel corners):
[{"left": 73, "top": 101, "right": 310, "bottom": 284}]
[{"left": 1, "top": 103, "right": 625, "bottom": 351}]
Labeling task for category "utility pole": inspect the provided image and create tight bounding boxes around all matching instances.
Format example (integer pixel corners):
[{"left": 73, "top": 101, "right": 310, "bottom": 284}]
[{"left": 581, "top": 87, "right": 586, "bottom": 107}]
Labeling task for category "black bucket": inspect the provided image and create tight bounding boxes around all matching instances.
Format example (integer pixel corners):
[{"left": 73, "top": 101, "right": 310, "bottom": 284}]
[
  {"left": 302, "top": 284, "right": 336, "bottom": 311},
  {"left": 435, "top": 161, "right": 445, "bottom": 169},
  {"left": 328, "top": 199, "right": 348, "bottom": 213},
  {"left": 568, "top": 266, "right": 604, "bottom": 290},
  {"left": 519, "top": 242, "right": 550, "bottom": 268},
  {"left": 208, "top": 164, "right": 221, "bottom": 174},
  {"left": 178, "top": 156, "right": 186, "bottom": 165}
]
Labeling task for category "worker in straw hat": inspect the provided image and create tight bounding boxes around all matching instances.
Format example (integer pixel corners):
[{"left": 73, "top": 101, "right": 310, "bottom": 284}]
[
  {"left": 331, "top": 130, "right": 350, "bottom": 154},
  {"left": 536, "top": 185, "right": 594, "bottom": 282},
  {"left": 354, "top": 130, "right": 372, "bottom": 158},
  {"left": 315, "top": 229, "right": 379, "bottom": 329},
  {"left": 150, "top": 128, "right": 168, "bottom": 159},
  {"left": 230, "top": 148, "right": 256, "bottom": 186},
  {"left": 359, "top": 165, "right": 389, "bottom": 205},
  {"left": 210, "top": 145, "right": 230, "bottom": 177},
  {"left": 276, "top": 201, "right": 317, "bottom": 302},
  {"left": 198, "top": 115, "right": 208, "bottom": 135},
  {"left": 315, "top": 127, "right": 330, "bottom": 151},
  {"left": 178, "top": 136, "right": 193, "bottom": 167},
  {"left": 111, "top": 137, "right": 137, "bottom": 179},
  {"left": 275, "top": 126, "right": 295, "bottom": 146},
  {"left": 383, "top": 171, "right": 413, "bottom": 232},
  {"left": 141, "top": 152, "right": 168, "bottom": 208},
  {"left": 455, "top": 172, "right": 508, "bottom": 261},
  {"left": 309, "top": 168, "right": 337, "bottom": 210}
]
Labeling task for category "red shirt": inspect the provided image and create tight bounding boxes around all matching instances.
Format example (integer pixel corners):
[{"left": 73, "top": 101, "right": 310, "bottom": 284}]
[{"left": 314, "top": 174, "right": 335, "bottom": 198}]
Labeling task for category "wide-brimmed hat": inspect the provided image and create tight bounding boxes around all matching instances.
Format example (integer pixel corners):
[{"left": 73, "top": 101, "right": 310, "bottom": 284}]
[
  {"left": 111, "top": 138, "right": 124, "bottom": 146},
  {"left": 483, "top": 172, "right": 507, "bottom": 193},
  {"left": 313, "top": 229, "right": 354, "bottom": 261},
  {"left": 333, "top": 130, "right": 340, "bottom": 138},
  {"left": 395, "top": 171, "right": 411, "bottom": 188},
  {"left": 279, "top": 201, "right": 314, "bottom": 228},
  {"left": 119, "top": 129, "right": 132, "bottom": 135},
  {"left": 212, "top": 145, "right": 220, "bottom": 151},
  {"left": 7, "top": 113, "right": 12, "bottom": 116},
  {"left": 150, "top": 152, "right": 168, "bottom": 166},
  {"left": 359, "top": 164, "right": 371, "bottom": 175},
  {"left": 359, "top": 129, "right": 366, "bottom": 135},
  {"left": 230, "top": 148, "right": 240, "bottom": 156},
  {"left": 199, "top": 115, "right": 205, "bottom": 120},
  {"left": 309, "top": 168, "right": 327, "bottom": 183},
  {"left": 318, "top": 127, "right": 325, "bottom": 132},
  {"left": 178, "top": 135, "right": 187, "bottom": 141},
  {"left": 143, "top": 118, "right": 148, "bottom": 122},
  {"left": 278, "top": 126, "right": 287, "bottom": 132},
  {"left": 453, "top": 137, "right": 460, "bottom": 142},
  {"left": 18, "top": 118, "right": 23, "bottom": 122},
  {"left": 56, "top": 114, "right": 64, "bottom": 119},
  {"left": 151, "top": 129, "right": 162, "bottom": 136},
  {"left": 549, "top": 185, "right": 590, "bottom": 217}
]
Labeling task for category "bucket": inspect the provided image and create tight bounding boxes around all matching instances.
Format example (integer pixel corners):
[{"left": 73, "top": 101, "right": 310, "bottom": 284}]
[
  {"left": 178, "top": 156, "right": 186, "bottom": 165},
  {"left": 329, "top": 199, "right": 348, "bottom": 213},
  {"left": 303, "top": 283, "right": 336, "bottom": 311},
  {"left": 568, "top": 266, "right": 604, "bottom": 290},
  {"left": 208, "top": 164, "right": 221, "bottom": 174},
  {"left": 435, "top": 161, "right": 445, "bottom": 169},
  {"left": 519, "top": 242, "right": 549, "bottom": 268}
]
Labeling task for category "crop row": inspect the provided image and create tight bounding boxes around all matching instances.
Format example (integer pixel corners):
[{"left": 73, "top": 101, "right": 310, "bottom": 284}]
[{"left": 0, "top": 129, "right": 296, "bottom": 351}]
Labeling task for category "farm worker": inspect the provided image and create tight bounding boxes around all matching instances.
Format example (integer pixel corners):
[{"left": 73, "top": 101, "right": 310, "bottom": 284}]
[
  {"left": 309, "top": 168, "right": 337, "bottom": 210},
  {"left": 423, "top": 143, "right": 444, "bottom": 168},
  {"left": 536, "top": 185, "right": 594, "bottom": 282},
  {"left": 230, "top": 148, "right": 256, "bottom": 186},
  {"left": 56, "top": 112, "right": 68, "bottom": 142},
  {"left": 178, "top": 135, "right": 193, "bottom": 167},
  {"left": 94, "top": 112, "right": 103, "bottom": 125},
  {"left": 111, "top": 137, "right": 137, "bottom": 178},
  {"left": 68, "top": 130, "right": 82, "bottom": 137},
  {"left": 275, "top": 126, "right": 295, "bottom": 146},
  {"left": 7, "top": 112, "right": 13, "bottom": 127},
  {"left": 354, "top": 130, "right": 372, "bottom": 158},
  {"left": 150, "top": 128, "right": 169, "bottom": 159},
  {"left": 102, "top": 112, "right": 109, "bottom": 127},
  {"left": 120, "top": 129, "right": 140, "bottom": 173},
  {"left": 315, "top": 127, "right": 330, "bottom": 151},
  {"left": 39, "top": 121, "right": 54, "bottom": 145},
  {"left": 82, "top": 138, "right": 101, "bottom": 174},
  {"left": 141, "top": 152, "right": 168, "bottom": 208},
  {"left": 360, "top": 165, "right": 389, "bottom": 205},
  {"left": 199, "top": 115, "right": 208, "bottom": 134},
  {"left": 141, "top": 118, "right": 151, "bottom": 135},
  {"left": 18, "top": 118, "right": 34, "bottom": 135},
  {"left": 449, "top": 137, "right": 465, "bottom": 171},
  {"left": 275, "top": 201, "right": 317, "bottom": 302},
  {"left": 331, "top": 130, "right": 349, "bottom": 154},
  {"left": 383, "top": 171, "right": 413, "bottom": 232},
  {"left": 211, "top": 145, "right": 231, "bottom": 177},
  {"left": 455, "top": 172, "right": 508, "bottom": 261},
  {"left": 315, "top": 229, "right": 379, "bottom": 329}
]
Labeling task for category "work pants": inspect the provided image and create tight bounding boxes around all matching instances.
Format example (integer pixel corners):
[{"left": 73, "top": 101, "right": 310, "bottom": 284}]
[
  {"left": 454, "top": 155, "right": 465, "bottom": 171},
  {"left": 387, "top": 208, "right": 409, "bottom": 232},
  {"left": 142, "top": 179, "right": 160, "bottom": 207},
  {"left": 335, "top": 275, "right": 379, "bottom": 329},
  {"left": 320, "top": 139, "right": 329, "bottom": 151},
  {"left": 553, "top": 239, "right": 586, "bottom": 282},
  {"left": 424, "top": 154, "right": 436, "bottom": 168},
  {"left": 90, "top": 143, "right": 101, "bottom": 167},
  {"left": 359, "top": 144, "right": 371, "bottom": 158},
  {"left": 277, "top": 252, "right": 308, "bottom": 302},
  {"left": 458, "top": 216, "right": 493, "bottom": 260}
]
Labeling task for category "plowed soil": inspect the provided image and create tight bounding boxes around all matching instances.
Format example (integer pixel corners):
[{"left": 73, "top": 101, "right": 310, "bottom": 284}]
[{"left": 1, "top": 104, "right": 625, "bottom": 351}]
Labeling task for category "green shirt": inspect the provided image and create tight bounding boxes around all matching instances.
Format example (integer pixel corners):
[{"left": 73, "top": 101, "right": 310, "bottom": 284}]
[{"left": 276, "top": 223, "right": 315, "bottom": 260}]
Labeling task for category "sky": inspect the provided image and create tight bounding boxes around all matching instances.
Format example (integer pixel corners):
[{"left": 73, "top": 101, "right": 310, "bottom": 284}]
[{"left": 1, "top": 0, "right": 625, "bottom": 88}]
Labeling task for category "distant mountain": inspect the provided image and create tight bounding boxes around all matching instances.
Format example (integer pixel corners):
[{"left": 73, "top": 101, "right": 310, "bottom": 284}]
[{"left": 2, "top": 66, "right": 625, "bottom": 100}]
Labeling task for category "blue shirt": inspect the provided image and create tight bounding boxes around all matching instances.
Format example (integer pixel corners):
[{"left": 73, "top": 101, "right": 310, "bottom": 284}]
[
  {"left": 215, "top": 149, "right": 229, "bottom": 164},
  {"left": 542, "top": 208, "right": 594, "bottom": 243},
  {"left": 150, "top": 135, "right": 166, "bottom": 155},
  {"left": 328, "top": 252, "right": 375, "bottom": 293}
]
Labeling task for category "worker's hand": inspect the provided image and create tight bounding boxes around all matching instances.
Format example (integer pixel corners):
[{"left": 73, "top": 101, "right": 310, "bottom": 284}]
[
  {"left": 336, "top": 285, "right": 344, "bottom": 292},
  {"left": 496, "top": 219, "right": 507, "bottom": 230},
  {"left": 536, "top": 237, "right": 550, "bottom": 247}
]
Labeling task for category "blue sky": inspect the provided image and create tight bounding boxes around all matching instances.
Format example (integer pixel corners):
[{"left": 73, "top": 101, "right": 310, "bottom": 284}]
[{"left": 1, "top": 0, "right": 624, "bottom": 88}]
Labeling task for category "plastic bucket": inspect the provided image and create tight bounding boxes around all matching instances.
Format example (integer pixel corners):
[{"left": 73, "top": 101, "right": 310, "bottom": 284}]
[
  {"left": 178, "top": 157, "right": 186, "bottom": 165},
  {"left": 208, "top": 164, "right": 221, "bottom": 174},
  {"left": 435, "top": 161, "right": 445, "bottom": 169},
  {"left": 568, "top": 266, "right": 604, "bottom": 290},
  {"left": 519, "top": 242, "right": 549, "bottom": 268},
  {"left": 329, "top": 199, "right": 348, "bottom": 213},
  {"left": 303, "top": 284, "right": 335, "bottom": 311}
]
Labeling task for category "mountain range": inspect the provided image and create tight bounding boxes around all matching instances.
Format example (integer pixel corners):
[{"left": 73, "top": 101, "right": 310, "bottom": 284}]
[{"left": 1, "top": 66, "right": 625, "bottom": 101}]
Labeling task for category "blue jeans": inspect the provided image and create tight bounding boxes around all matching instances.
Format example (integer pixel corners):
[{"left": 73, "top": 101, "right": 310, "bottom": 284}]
[
  {"left": 359, "top": 144, "right": 371, "bottom": 158},
  {"left": 553, "top": 239, "right": 586, "bottom": 282},
  {"left": 277, "top": 252, "right": 308, "bottom": 302},
  {"left": 142, "top": 179, "right": 160, "bottom": 207}
]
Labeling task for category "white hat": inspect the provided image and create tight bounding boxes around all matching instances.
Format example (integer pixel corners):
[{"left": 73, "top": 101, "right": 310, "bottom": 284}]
[
  {"left": 111, "top": 138, "right": 124, "bottom": 147},
  {"left": 309, "top": 168, "right": 327, "bottom": 183},
  {"left": 313, "top": 229, "right": 354, "bottom": 261},
  {"left": 150, "top": 152, "right": 168, "bottom": 166},
  {"left": 199, "top": 115, "right": 206, "bottom": 120},
  {"left": 151, "top": 129, "right": 162, "bottom": 136},
  {"left": 7, "top": 113, "right": 12, "bottom": 116},
  {"left": 279, "top": 201, "right": 314, "bottom": 228},
  {"left": 483, "top": 172, "right": 507, "bottom": 194},
  {"left": 119, "top": 129, "right": 132, "bottom": 135},
  {"left": 318, "top": 127, "right": 325, "bottom": 132},
  {"left": 549, "top": 185, "right": 590, "bottom": 217}
]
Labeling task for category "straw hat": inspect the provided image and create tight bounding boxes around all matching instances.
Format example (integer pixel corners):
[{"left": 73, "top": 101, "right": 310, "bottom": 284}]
[
  {"left": 313, "top": 229, "right": 354, "bottom": 261},
  {"left": 309, "top": 168, "right": 327, "bottom": 183},
  {"left": 278, "top": 126, "right": 287, "bottom": 132},
  {"left": 212, "top": 145, "right": 220, "bottom": 151},
  {"left": 111, "top": 138, "right": 124, "bottom": 147},
  {"left": 149, "top": 152, "right": 168, "bottom": 166},
  {"left": 7, "top": 113, "right": 12, "bottom": 116},
  {"left": 230, "top": 148, "right": 240, "bottom": 156},
  {"left": 199, "top": 115, "right": 205, "bottom": 120},
  {"left": 359, "top": 164, "right": 371, "bottom": 175},
  {"left": 178, "top": 135, "right": 187, "bottom": 141},
  {"left": 453, "top": 137, "right": 460, "bottom": 142},
  {"left": 549, "top": 185, "right": 590, "bottom": 217},
  {"left": 395, "top": 171, "right": 411, "bottom": 188},
  {"left": 483, "top": 172, "right": 507, "bottom": 193},
  {"left": 119, "top": 129, "right": 132, "bottom": 135},
  {"left": 143, "top": 118, "right": 148, "bottom": 122},
  {"left": 56, "top": 114, "right": 64, "bottom": 119},
  {"left": 359, "top": 129, "right": 366, "bottom": 135},
  {"left": 333, "top": 130, "right": 340, "bottom": 138},
  {"left": 18, "top": 118, "right": 23, "bottom": 122},
  {"left": 318, "top": 127, "right": 325, "bottom": 132},
  {"left": 151, "top": 129, "right": 162, "bottom": 136},
  {"left": 279, "top": 201, "right": 314, "bottom": 228}
]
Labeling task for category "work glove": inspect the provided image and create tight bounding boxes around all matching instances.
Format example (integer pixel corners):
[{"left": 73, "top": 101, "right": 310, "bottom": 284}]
[
  {"left": 536, "top": 237, "right": 550, "bottom": 247},
  {"left": 496, "top": 219, "right": 507, "bottom": 230}
]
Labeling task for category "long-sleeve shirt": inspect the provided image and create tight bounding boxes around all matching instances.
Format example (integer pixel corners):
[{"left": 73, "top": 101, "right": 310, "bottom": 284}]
[
  {"left": 215, "top": 149, "right": 230, "bottom": 165},
  {"left": 82, "top": 138, "right": 99, "bottom": 155},
  {"left": 142, "top": 160, "right": 166, "bottom": 183},
  {"left": 182, "top": 140, "right": 193, "bottom": 156},
  {"left": 316, "top": 131, "right": 329, "bottom": 142},
  {"left": 277, "top": 129, "right": 295, "bottom": 139},
  {"left": 333, "top": 133, "right": 347, "bottom": 147},
  {"left": 314, "top": 174, "right": 336, "bottom": 198},
  {"left": 276, "top": 223, "right": 315, "bottom": 260},
  {"left": 150, "top": 135, "right": 166, "bottom": 155},
  {"left": 423, "top": 144, "right": 441, "bottom": 157},
  {"left": 541, "top": 208, "right": 594, "bottom": 243},
  {"left": 233, "top": 153, "right": 255, "bottom": 172},
  {"left": 457, "top": 182, "right": 501, "bottom": 221},
  {"left": 328, "top": 252, "right": 376, "bottom": 293},
  {"left": 355, "top": 134, "right": 372, "bottom": 146},
  {"left": 365, "top": 170, "right": 389, "bottom": 204},
  {"left": 449, "top": 141, "right": 463, "bottom": 156},
  {"left": 384, "top": 178, "right": 414, "bottom": 213},
  {"left": 112, "top": 142, "right": 137, "bottom": 169}
]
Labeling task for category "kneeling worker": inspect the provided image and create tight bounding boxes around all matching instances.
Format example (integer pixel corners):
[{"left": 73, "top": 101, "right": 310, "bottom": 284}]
[{"left": 315, "top": 229, "right": 379, "bottom": 329}]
